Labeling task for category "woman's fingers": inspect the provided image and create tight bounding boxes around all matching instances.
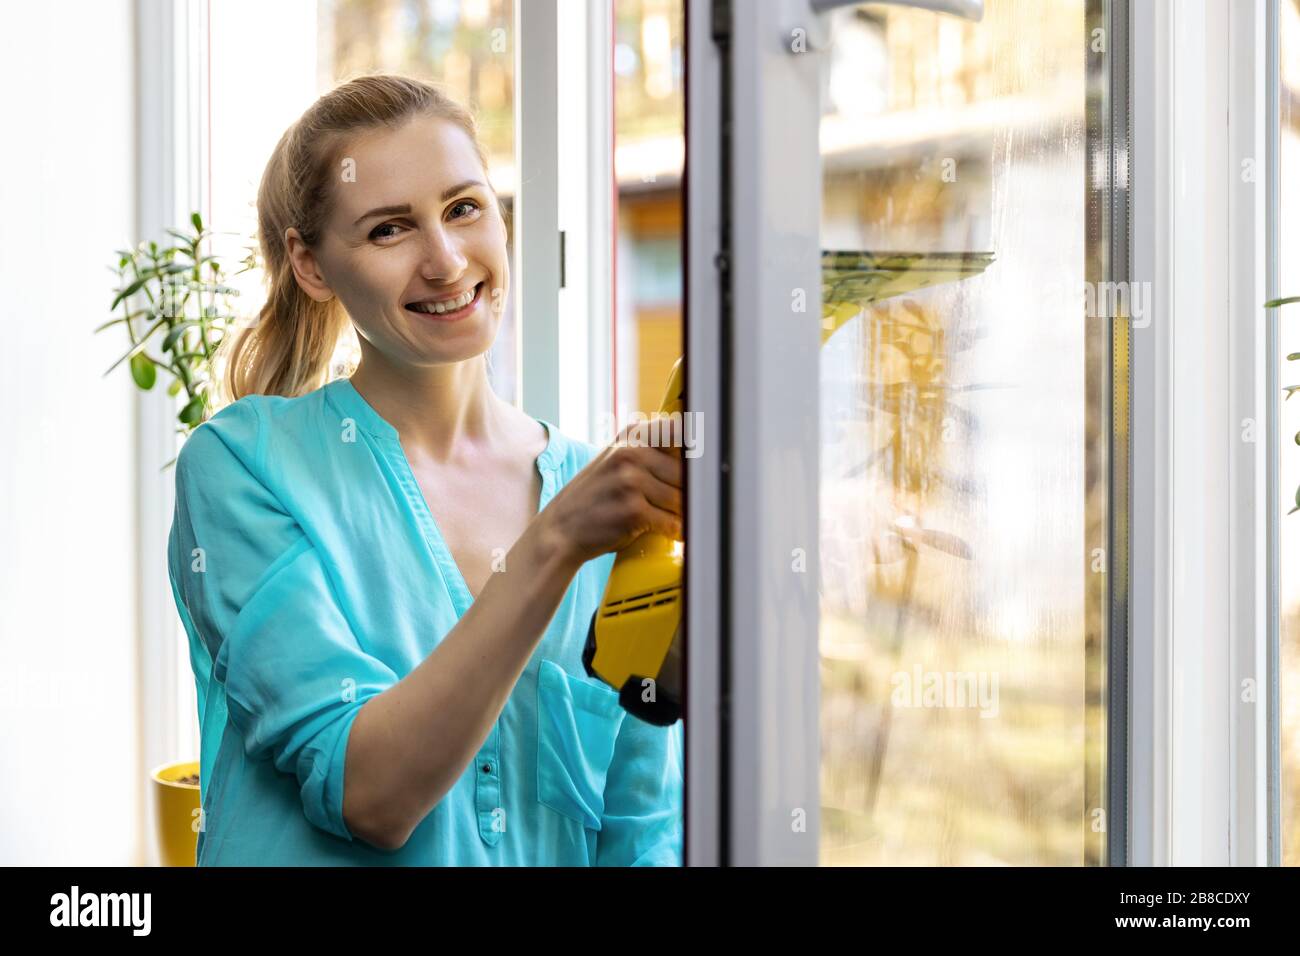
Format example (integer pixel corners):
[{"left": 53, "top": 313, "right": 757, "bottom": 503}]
[
  {"left": 637, "top": 499, "right": 683, "bottom": 540},
  {"left": 540, "top": 414, "right": 688, "bottom": 563},
  {"left": 634, "top": 469, "right": 682, "bottom": 518},
  {"left": 609, "top": 440, "right": 682, "bottom": 490}
]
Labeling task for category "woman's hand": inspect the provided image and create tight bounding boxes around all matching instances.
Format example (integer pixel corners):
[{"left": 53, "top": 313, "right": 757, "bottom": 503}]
[{"left": 538, "top": 417, "right": 684, "bottom": 567}]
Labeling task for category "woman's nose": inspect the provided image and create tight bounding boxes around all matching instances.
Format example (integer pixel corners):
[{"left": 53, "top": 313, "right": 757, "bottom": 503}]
[{"left": 419, "top": 228, "right": 468, "bottom": 280}]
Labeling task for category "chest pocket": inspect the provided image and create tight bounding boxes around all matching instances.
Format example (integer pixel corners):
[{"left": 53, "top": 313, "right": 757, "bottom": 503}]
[{"left": 536, "top": 658, "right": 626, "bottom": 830}]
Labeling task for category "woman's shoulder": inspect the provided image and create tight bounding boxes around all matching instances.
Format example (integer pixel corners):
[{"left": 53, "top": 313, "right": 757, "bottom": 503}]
[
  {"left": 175, "top": 395, "right": 262, "bottom": 480},
  {"left": 537, "top": 420, "right": 605, "bottom": 478},
  {"left": 176, "top": 385, "right": 334, "bottom": 478}
]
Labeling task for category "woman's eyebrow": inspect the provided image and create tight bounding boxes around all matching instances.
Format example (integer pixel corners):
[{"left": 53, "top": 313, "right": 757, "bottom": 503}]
[
  {"left": 439, "top": 178, "right": 486, "bottom": 200},
  {"left": 351, "top": 180, "right": 487, "bottom": 228}
]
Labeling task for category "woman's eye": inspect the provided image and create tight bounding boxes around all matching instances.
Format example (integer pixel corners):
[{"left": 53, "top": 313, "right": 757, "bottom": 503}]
[
  {"left": 448, "top": 199, "right": 480, "bottom": 221},
  {"left": 368, "top": 222, "right": 403, "bottom": 241}
]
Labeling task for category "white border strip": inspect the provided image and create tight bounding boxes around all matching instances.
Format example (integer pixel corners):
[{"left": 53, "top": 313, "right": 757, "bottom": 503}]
[
  {"left": 1265, "top": 0, "right": 1282, "bottom": 868},
  {"left": 1128, "top": 0, "right": 1173, "bottom": 868},
  {"left": 726, "top": 0, "right": 822, "bottom": 865},
  {"left": 515, "top": 0, "right": 562, "bottom": 423},
  {"left": 555, "top": 0, "right": 614, "bottom": 442},
  {"left": 584, "top": 0, "right": 614, "bottom": 443},
  {"left": 1168, "top": 0, "right": 1231, "bottom": 870},
  {"left": 1227, "top": 0, "right": 1270, "bottom": 867},
  {"left": 685, "top": 0, "right": 722, "bottom": 866},
  {"left": 1129, "top": 0, "right": 1271, "bottom": 866},
  {"left": 134, "top": 0, "right": 206, "bottom": 863}
]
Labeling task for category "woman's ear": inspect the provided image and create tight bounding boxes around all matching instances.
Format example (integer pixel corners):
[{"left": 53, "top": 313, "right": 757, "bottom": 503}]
[{"left": 284, "top": 227, "right": 335, "bottom": 303}]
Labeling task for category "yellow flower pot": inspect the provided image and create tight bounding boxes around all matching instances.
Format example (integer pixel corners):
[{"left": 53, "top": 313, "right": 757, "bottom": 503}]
[{"left": 150, "top": 760, "right": 200, "bottom": 866}]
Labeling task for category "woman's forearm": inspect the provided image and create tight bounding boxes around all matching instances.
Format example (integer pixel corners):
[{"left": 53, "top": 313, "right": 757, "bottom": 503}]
[{"left": 341, "top": 517, "right": 583, "bottom": 850}]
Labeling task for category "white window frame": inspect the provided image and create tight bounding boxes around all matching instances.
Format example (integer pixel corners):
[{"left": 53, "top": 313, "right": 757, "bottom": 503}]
[
  {"left": 1129, "top": 0, "right": 1274, "bottom": 866},
  {"left": 135, "top": 0, "right": 207, "bottom": 805},
  {"left": 684, "top": 0, "right": 724, "bottom": 867},
  {"left": 701, "top": 0, "right": 824, "bottom": 866},
  {"left": 554, "top": 0, "right": 615, "bottom": 443},
  {"left": 1265, "top": 0, "right": 1283, "bottom": 868},
  {"left": 515, "top": 0, "right": 563, "bottom": 426},
  {"left": 705, "top": 0, "right": 1281, "bottom": 867}
]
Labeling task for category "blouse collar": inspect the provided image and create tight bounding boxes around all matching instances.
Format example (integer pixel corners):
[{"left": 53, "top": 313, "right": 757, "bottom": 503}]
[{"left": 324, "top": 377, "right": 560, "bottom": 472}]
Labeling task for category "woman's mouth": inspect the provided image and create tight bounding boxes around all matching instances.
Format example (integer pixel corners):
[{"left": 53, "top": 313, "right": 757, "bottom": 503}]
[{"left": 404, "top": 282, "right": 484, "bottom": 322}]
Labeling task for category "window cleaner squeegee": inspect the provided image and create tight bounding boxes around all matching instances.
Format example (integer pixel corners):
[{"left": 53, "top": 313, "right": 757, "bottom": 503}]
[{"left": 583, "top": 249, "right": 995, "bottom": 726}]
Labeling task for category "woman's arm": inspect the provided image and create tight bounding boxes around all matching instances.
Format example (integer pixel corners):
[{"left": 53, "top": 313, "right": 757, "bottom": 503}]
[
  {"left": 343, "top": 432, "right": 683, "bottom": 851},
  {"left": 342, "top": 519, "right": 580, "bottom": 849}
]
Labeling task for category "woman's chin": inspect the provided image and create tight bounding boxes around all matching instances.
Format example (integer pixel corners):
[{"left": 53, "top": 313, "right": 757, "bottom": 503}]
[{"left": 407, "top": 335, "right": 495, "bottom": 368}]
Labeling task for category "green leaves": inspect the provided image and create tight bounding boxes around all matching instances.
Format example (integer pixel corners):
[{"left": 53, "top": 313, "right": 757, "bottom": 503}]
[
  {"left": 101, "top": 211, "right": 246, "bottom": 437},
  {"left": 161, "top": 320, "right": 202, "bottom": 352},
  {"left": 92, "top": 309, "right": 148, "bottom": 334},
  {"left": 179, "top": 395, "right": 206, "bottom": 426},
  {"left": 129, "top": 353, "right": 157, "bottom": 390},
  {"left": 103, "top": 316, "right": 165, "bottom": 375},
  {"left": 110, "top": 262, "right": 190, "bottom": 309}
]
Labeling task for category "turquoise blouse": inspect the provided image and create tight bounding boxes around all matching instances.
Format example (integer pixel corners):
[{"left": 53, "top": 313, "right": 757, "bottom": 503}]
[{"left": 166, "top": 377, "right": 683, "bottom": 866}]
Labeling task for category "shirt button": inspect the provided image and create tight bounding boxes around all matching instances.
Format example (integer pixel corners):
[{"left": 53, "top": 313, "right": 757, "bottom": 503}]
[{"left": 481, "top": 763, "right": 492, "bottom": 773}]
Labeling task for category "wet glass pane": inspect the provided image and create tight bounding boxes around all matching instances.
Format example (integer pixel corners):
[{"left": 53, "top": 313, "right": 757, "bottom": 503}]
[{"left": 818, "top": 0, "right": 1109, "bottom": 865}]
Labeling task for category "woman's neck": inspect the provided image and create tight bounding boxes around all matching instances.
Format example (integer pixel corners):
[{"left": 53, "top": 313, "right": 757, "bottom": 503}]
[{"left": 348, "top": 349, "right": 508, "bottom": 463}]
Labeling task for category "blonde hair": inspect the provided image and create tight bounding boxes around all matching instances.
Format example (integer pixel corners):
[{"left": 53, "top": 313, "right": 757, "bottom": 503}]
[{"left": 219, "top": 73, "right": 499, "bottom": 402}]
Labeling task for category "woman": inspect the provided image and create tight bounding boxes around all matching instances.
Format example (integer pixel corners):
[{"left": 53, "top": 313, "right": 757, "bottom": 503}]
[{"left": 167, "top": 74, "right": 684, "bottom": 866}]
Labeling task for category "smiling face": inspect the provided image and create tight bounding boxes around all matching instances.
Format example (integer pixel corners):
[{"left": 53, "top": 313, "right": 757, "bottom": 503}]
[{"left": 289, "top": 114, "right": 509, "bottom": 369}]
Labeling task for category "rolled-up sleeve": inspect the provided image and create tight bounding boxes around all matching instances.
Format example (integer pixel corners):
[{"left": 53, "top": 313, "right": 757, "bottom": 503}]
[
  {"left": 170, "top": 400, "right": 399, "bottom": 842},
  {"left": 595, "top": 716, "right": 684, "bottom": 866}
]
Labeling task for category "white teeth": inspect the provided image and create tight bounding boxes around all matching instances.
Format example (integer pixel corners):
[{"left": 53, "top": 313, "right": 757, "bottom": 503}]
[{"left": 411, "top": 285, "right": 477, "bottom": 314}]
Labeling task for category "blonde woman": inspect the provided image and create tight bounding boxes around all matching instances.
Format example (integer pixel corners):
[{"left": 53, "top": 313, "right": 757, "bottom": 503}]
[{"left": 167, "top": 74, "right": 684, "bottom": 865}]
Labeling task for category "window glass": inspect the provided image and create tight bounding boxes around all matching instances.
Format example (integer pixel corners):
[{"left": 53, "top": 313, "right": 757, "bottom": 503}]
[{"left": 817, "top": 0, "right": 1110, "bottom": 865}]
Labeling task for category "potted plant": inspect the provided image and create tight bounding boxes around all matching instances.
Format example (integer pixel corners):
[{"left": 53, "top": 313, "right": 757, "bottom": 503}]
[
  {"left": 101, "top": 212, "right": 254, "bottom": 864},
  {"left": 100, "top": 212, "right": 254, "bottom": 458}
]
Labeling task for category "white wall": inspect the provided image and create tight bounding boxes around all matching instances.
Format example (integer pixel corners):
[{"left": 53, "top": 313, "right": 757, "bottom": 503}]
[{"left": 0, "top": 0, "right": 142, "bottom": 864}]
